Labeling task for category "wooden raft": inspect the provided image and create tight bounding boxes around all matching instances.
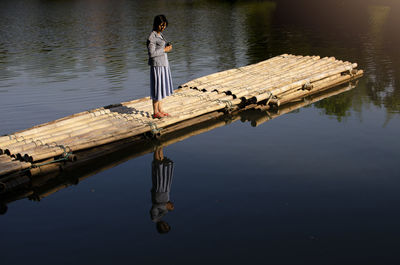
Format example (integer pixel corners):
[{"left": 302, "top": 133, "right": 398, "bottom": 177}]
[{"left": 0, "top": 54, "right": 363, "bottom": 177}]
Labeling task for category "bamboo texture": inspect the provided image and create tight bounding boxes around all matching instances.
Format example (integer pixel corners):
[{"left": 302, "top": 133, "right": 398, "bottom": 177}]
[{"left": 0, "top": 54, "right": 362, "bottom": 172}]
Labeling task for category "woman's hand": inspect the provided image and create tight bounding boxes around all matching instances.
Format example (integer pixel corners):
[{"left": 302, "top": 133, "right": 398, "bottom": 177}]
[{"left": 164, "top": 45, "right": 172, "bottom": 53}]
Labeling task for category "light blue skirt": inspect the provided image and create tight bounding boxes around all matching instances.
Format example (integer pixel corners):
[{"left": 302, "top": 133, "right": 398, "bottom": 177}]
[{"left": 150, "top": 66, "right": 174, "bottom": 101}]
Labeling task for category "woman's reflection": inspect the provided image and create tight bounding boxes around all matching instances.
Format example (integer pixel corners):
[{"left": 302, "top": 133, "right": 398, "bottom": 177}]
[{"left": 150, "top": 146, "right": 174, "bottom": 234}]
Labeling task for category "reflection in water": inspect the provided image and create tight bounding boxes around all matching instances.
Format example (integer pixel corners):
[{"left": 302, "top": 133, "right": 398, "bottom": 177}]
[
  {"left": 364, "top": 4, "right": 399, "bottom": 119},
  {"left": 150, "top": 146, "right": 174, "bottom": 234},
  {"left": 0, "top": 82, "right": 357, "bottom": 214},
  {"left": 265, "top": 0, "right": 400, "bottom": 117},
  {"left": 244, "top": 1, "right": 277, "bottom": 64},
  {"left": 0, "top": 201, "right": 7, "bottom": 215},
  {"left": 0, "top": 1, "right": 399, "bottom": 263}
]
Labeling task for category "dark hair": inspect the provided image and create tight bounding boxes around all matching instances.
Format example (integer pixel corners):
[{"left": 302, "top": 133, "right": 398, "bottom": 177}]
[
  {"left": 0, "top": 203, "right": 8, "bottom": 215},
  {"left": 156, "top": 221, "right": 171, "bottom": 234},
  {"left": 152, "top": 14, "right": 168, "bottom": 31}
]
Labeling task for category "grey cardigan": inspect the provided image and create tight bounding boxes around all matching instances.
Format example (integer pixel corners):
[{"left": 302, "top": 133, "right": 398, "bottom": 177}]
[{"left": 147, "top": 31, "right": 168, "bottom": 67}]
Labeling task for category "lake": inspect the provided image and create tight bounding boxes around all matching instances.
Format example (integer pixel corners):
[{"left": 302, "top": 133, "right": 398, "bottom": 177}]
[{"left": 1, "top": 0, "right": 400, "bottom": 264}]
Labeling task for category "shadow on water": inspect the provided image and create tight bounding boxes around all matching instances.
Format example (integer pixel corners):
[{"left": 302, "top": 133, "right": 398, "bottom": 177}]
[{"left": 0, "top": 81, "right": 358, "bottom": 218}]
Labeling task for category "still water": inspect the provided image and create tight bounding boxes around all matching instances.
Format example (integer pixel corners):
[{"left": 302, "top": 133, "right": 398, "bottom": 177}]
[{"left": 1, "top": 0, "right": 400, "bottom": 264}]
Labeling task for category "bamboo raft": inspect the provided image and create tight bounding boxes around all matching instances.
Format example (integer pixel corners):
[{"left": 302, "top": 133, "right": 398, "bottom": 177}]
[
  {"left": 0, "top": 82, "right": 358, "bottom": 212},
  {"left": 0, "top": 54, "right": 363, "bottom": 178}
]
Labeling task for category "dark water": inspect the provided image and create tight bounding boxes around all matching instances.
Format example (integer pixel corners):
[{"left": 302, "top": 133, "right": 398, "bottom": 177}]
[{"left": 1, "top": 0, "right": 400, "bottom": 264}]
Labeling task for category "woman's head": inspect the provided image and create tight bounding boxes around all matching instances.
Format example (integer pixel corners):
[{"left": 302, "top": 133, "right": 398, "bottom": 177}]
[
  {"left": 153, "top": 14, "right": 168, "bottom": 32},
  {"left": 156, "top": 221, "right": 171, "bottom": 234}
]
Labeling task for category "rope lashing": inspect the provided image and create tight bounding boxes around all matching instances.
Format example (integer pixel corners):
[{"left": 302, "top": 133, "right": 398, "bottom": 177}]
[
  {"left": 16, "top": 135, "right": 25, "bottom": 143},
  {"left": 265, "top": 92, "right": 273, "bottom": 105},
  {"left": 108, "top": 108, "right": 163, "bottom": 136},
  {"left": 33, "top": 139, "right": 45, "bottom": 147},
  {"left": 57, "top": 144, "right": 72, "bottom": 159},
  {"left": 216, "top": 99, "right": 234, "bottom": 111},
  {"left": 31, "top": 144, "right": 73, "bottom": 168},
  {"left": 42, "top": 142, "right": 72, "bottom": 158},
  {"left": 302, "top": 80, "right": 313, "bottom": 90},
  {"left": 173, "top": 91, "right": 234, "bottom": 111},
  {"left": 348, "top": 66, "right": 356, "bottom": 76}
]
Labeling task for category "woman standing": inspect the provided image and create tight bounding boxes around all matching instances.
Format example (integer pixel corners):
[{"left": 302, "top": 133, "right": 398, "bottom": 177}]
[{"left": 147, "top": 15, "right": 174, "bottom": 119}]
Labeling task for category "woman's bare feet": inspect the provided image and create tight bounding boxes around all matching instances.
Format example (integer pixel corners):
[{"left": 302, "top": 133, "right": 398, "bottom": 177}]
[{"left": 160, "top": 111, "right": 170, "bottom": 117}]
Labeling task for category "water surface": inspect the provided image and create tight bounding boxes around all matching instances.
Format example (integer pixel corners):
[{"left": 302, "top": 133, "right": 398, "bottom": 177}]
[{"left": 1, "top": 0, "right": 400, "bottom": 264}]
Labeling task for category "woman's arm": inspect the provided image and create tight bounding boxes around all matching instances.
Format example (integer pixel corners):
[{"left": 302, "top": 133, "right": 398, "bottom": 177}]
[{"left": 147, "top": 36, "right": 165, "bottom": 58}]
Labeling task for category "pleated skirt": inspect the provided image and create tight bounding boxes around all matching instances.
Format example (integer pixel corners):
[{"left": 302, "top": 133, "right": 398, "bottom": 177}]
[{"left": 150, "top": 66, "right": 174, "bottom": 101}]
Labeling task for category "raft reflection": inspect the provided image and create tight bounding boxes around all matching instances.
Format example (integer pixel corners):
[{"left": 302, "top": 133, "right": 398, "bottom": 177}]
[{"left": 0, "top": 81, "right": 357, "bottom": 218}]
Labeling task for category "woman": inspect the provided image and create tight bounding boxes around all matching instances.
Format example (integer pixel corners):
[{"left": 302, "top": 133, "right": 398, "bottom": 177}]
[{"left": 147, "top": 15, "right": 174, "bottom": 119}]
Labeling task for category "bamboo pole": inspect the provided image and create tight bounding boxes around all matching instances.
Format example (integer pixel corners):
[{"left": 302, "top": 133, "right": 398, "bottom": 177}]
[
  {"left": 208, "top": 56, "right": 317, "bottom": 95},
  {"left": 112, "top": 97, "right": 223, "bottom": 130},
  {"left": 270, "top": 63, "right": 357, "bottom": 97},
  {"left": 278, "top": 70, "right": 363, "bottom": 105},
  {"left": 249, "top": 62, "right": 357, "bottom": 103},
  {"left": 0, "top": 108, "right": 102, "bottom": 144},
  {"left": 0, "top": 109, "right": 113, "bottom": 147},
  {"left": 181, "top": 54, "right": 291, "bottom": 88},
  {"left": 230, "top": 56, "right": 328, "bottom": 98},
  {"left": 3, "top": 112, "right": 127, "bottom": 148},
  {"left": 13, "top": 119, "right": 141, "bottom": 159},
  {"left": 11, "top": 108, "right": 110, "bottom": 136},
  {"left": 157, "top": 99, "right": 237, "bottom": 128},
  {"left": 0, "top": 155, "right": 12, "bottom": 161},
  {"left": 230, "top": 59, "right": 333, "bottom": 101},
  {"left": 163, "top": 91, "right": 233, "bottom": 112},
  {"left": 247, "top": 80, "right": 358, "bottom": 127},
  {"left": 2, "top": 113, "right": 129, "bottom": 155},
  {"left": 238, "top": 57, "right": 341, "bottom": 101},
  {"left": 116, "top": 93, "right": 228, "bottom": 128},
  {"left": 195, "top": 55, "right": 304, "bottom": 92},
  {"left": 18, "top": 123, "right": 143, "bottom": 162},
  {"left": 192, "top": 55, "right": 297, "bottom": 91},
  {"left": 22, "top": 121, "right": 148, "bottom": 162},
  {"left": 0, "top": 162, "right": 31, "bottom": 176},
  {"left": 2, "top": 112, "right": 121, "bottom": 148},
  {"left": 278, "top": 73, "right": 343, "bottom": 104},
  {"left": 26, "top": 109, "right": 115, "bottom": 133},
  {"left": 22, "top": 94, "right": 237, "bottom": 162},
  {"left": 122, "top": 88, "right": 207, "bottom": 110},
  {"left": 125, "top": 90, "right": 230, "bottom": 117}
]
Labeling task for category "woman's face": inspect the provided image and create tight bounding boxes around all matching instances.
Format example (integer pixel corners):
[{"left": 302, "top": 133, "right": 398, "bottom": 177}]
[{"left": 158, "top": 22, "right": 167, "bottom": 32}]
